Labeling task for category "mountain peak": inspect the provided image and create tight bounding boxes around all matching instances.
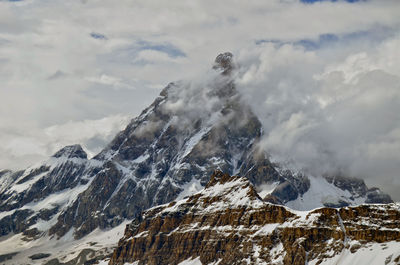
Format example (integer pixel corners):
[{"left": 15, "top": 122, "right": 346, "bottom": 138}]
[
  {"left": 159, "top": 171, "right": 264, "bottom": 215},
  {"left": 206, "top": 170, "right": 236, "bottom": 187},
  {"left": 52, "top": 144, "right": 87, "bottom": 159},
  {"left": 213, "top": 52, "right": 234, "bottom": 75}
]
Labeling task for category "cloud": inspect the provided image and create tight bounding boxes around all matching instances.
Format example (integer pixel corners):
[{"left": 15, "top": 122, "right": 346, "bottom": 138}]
[
  {"left": 234, "top": 35, "right": 400, "bottom": 200},
  {"left": 85, "top": 74, "right": 133, "bottom": 90},
  {"left": 0, "top": 114, "right": 131, "bottom": 170}
]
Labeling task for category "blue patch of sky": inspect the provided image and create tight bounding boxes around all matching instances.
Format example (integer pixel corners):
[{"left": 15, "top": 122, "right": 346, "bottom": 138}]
[
  {"left": 256, "top": 26, "right": 396, "bottom": 51},
  {"left": 301, "top": 0, "right": 362, "bottom": 3},
  {"left": 295, "top": 34, "right": 339, "bottom": 50},
  {"left": 255, "top": 39, "right": 282, "bottom": 46},
  {"left": 136, "top": 41, "right": 186, "bottom": 58},
  {"left": 90, "top": 32, "right": 107, "bottom": 40},
  {"left": 88, "top": 34, "right": 186, "bottom": 60},
  {"left": 0, "top": 38, "right": 10, "bottom": 46},
  {"left": 98, "top": 40, "right": 186, "bottom": 67}
]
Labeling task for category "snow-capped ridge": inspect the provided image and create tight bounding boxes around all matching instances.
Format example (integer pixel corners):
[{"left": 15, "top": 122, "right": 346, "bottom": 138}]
[
  {"left": 52, "top": 144, "right": 88, "bottom": 159},
  {"left": 160, "top": 170, "right": 264, "bottom": 214}
]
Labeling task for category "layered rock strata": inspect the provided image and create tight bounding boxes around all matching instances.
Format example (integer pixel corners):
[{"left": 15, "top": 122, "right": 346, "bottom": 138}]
[{"left": 110, "top": 171, "right": 400, "bottom": 265}]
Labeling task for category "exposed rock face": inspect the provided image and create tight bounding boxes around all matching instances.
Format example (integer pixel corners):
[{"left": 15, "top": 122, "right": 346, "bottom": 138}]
[
  {"left": 325, "top": 175, "right": 393, "bottom": 205},
  {"left": 52, "top": 144, "right": 88, "bottom": 159},
  {"left": 213, "top": 52, "right": 234, "bottom": 75},
  {"left": 109, "top": 171, "right": 400, "bottom": 265},
  {"left": 0, "top": 53, "right": 394, "bottom": 249},
  {"left": 0, "top": 145, "right": 100, "bottom": 237}
]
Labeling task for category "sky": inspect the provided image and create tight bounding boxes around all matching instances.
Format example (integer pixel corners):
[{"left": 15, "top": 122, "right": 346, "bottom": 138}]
[{"left": 0, "top": 0, "right": 399, "bottom": 199}]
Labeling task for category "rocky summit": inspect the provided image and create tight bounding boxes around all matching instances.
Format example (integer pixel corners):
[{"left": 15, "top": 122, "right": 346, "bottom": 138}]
[
  {"left": 110, "top": 171, "right": 400, "bottom": 265},
  {"left": 0, "top": 53, "right": 395, "bottom": 264}
]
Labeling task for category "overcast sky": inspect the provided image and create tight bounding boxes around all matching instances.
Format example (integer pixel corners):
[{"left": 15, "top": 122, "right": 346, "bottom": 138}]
[{"left": 0, "top": 0, "right": 399, "bottom": 199}]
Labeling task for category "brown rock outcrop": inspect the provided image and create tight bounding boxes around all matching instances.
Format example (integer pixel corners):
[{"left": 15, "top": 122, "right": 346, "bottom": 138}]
[{"left": 109, "top": 171, "right": 400, "bottom": 265}]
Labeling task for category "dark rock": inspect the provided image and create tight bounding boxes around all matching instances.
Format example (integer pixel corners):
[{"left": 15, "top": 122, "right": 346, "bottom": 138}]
[
  {"left": 325, "top": 175, "right": 368, "bottom": 196},
  {"left": 263, "top": 194, "right": 283, "bottom": 205},
  {"left": 16, "top": 165, "right": 49, "bottom": 184},
  {"left": 52, "top": 144, "right": 87, "bottom": 159},
  {"left": 29, "top": 253, "right": 51, "bottom": 260},
  {"left": 23, "top": 227, "right": 41, "bottom": 239},
  {"left": 366, "top": 188, "right": 393, "bottom": 204},
  {"left": 271, "top": 181, "right": 299, "bottom": 203},
  {"left": 213, "top": 52, "right": 234, "bottom": 75},
  {"left": 0, "top": 252, "right": 19, "bottom": 262},
  {"left": 238, "top": 148, "right": 283, "bottom": 186},
  {"left": 49, "top": 162, "right": 123, "bottom": 239},
  {"left": 0, "top": 209, "right": 34, "bottom": 236},
  {"left": 323, "top": 200, "right": 350, "bottom": 208},
  {"left": 38, "top": 207, "right": 60, "bottom": 220}
]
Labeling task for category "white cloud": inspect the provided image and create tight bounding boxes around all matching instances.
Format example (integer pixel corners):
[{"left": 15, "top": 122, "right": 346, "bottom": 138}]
[
  {"left": 85, "top": 74, "right": 133, "bottom": 90},
  {"left": 234, "top": 35, "right": 400, "bottom": 200},
  {"left": 0, "top": 114, "right": 131, "bottom": 169},
  {"left": 43, "top": 114, "right": 132, "bottom": 157}
]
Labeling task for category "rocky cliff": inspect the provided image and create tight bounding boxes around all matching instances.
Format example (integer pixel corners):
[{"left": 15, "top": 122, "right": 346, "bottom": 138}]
[{"left": 109, "top": 171, "right": 400, "bottom": 265}]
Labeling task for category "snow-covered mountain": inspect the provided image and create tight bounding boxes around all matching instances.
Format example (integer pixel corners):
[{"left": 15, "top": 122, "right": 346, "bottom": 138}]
[{"left": 0, "top": 53, "right": 393, "bottom": 264}]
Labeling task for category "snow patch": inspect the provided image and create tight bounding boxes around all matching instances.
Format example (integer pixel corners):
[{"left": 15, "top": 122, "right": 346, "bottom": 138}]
[
  {"left": 178, "top": 257, "right": 202, "bottom": 265},
  {"left": 0, "top": 220, "right": 130, "bottom": 264},
  {"left": 308, "top": 241, "right": 400, "bottom": 265},
  {"left": 286, "top": 176, "right": 366, "bottom": 211},
  {"left": 256, "top": 182, "right": 279, "bottom": 199},
  {"left": 132, "top": 154, "right": 149, "bottom": 163},
  {"left": 252, "top": 223, "right": 279, "bottom": 236},
  {"left": 176, "top": 178, "right": 204, "bottom": 200}
]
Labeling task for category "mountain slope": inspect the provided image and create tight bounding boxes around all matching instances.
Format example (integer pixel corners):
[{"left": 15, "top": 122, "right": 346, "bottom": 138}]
[
  {"left": 109, "top": 171, "right": 400, "bottom": 265},
  {"left": 0, "top": 53, "right": 394, "bottom": 264},
  {"left": 0, "top": 145, "right": 103, "bottom": 239}
]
